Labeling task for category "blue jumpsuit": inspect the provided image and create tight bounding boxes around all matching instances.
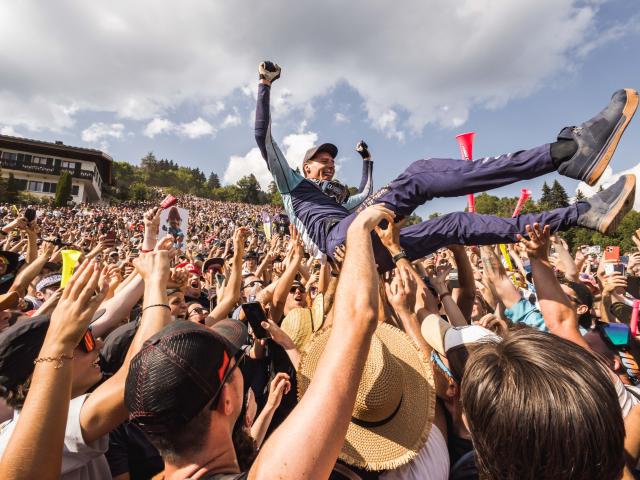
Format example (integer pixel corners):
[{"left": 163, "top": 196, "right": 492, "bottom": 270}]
[{"left": 255, "top": 84, "right": 586, "bottom": 272}]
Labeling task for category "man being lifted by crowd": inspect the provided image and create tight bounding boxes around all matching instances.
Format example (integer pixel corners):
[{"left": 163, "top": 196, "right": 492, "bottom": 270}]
[{"left": 255, "top": 61, "right": 637, "bottom": 272}]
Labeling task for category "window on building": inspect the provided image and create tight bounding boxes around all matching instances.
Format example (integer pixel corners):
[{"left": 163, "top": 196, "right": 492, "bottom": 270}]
[
  {"left": 43, "top": 182, "right": 57, "bottom": 193},
  {"left": 31, "top": 156, "right": 48, "bottom": 166},
  {"left": 61, "top": 161, "right": 77, "bottom": 169},
  {"left": 1, "top": 152, "right": 17, "bottom": 161},
  {"left": 27, "top": 181, "right": 57, "bottom": 193},
  {"left": 27, "top": 181, "right": 43, "bottom": 192},
  {"left": 71, "top": 185, "right": 80, "bottom": 196}
]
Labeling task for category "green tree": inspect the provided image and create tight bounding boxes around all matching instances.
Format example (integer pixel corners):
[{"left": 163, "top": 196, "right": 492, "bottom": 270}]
[
  {"left": 268, "top": 181, "right": 283, "bottom": 206},
  {"left": 428, "top": 212, "right": 441, "bottom": 220},
  {"left": 549, "top": 180, "right": 569, "bottom": 209},
  {"left": 130, "top": 182, "right": 151, "bottom": 201},
  {"left": 54, "top": 171, "right": 72, "bottom": 207},
  {"left": 575, "top": 189, "right": 586, "bottom": 201},
  {"left": 207, "top": 172, "right": 221, "bottom": 190},
  {"left": 540, "top": 182, "right": 552, "bottom": 209},
  {"left": 405, "top": 214, "right": 423, "bottom": 226},
  {"left": 236, "top": 174, "right": 262, "bottom": 204}
]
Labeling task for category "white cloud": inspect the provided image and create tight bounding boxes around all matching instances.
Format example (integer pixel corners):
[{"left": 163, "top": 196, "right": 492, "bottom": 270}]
[
  {"left": 177, "top": 117, "right": 216, "bottom": 139},
  {"left": 0, "top": 0, "right": 624, "bottom": 137},
  {"left": 221, "top": 112, "right": 242, "bottom": 128},
  {"left": 143, "top": 117, "right": 174, "bottom": 138},
  {"left": 577, "top": 164, "right": 640, "bottom": 211},
  {"left": 203, "top": 100, "right": 225, "bottom": 116},
  {"left": 81, "top": 122, "right": 124, "bottom": 143},
  {"left": 334, "top": 112, "right": 349, "bottom": 124},
  {"left": 0, "top": 126, "right": 21, "bottom": 136},
  {"left": 223, "top": 130, "right": 318, "bottom": 187}
]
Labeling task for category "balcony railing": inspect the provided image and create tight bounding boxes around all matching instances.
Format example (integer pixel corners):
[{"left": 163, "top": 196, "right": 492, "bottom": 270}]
[{"left": 0, "top": 158, "right": 95, "bottom": 182}]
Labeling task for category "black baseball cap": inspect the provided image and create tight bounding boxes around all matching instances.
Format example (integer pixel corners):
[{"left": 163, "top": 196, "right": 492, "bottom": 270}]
[
  {"left": 303, "top": 143, "right": 338, "bottom": 165},
  {"left": 0, "top": 315, "right": 50, "bottom": 392},
  {"left": 125, "top": 319, "right": 247, "bottom": 434},
  {"left": 203, "top": 257, "right": 224, "bottom": 272},
  {"left": 99, "top": 320, "right": 139, "bottom": 378}
]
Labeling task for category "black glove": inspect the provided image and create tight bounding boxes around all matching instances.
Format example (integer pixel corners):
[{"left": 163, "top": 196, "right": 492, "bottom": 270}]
[
  {"left": 356, "top": 140, "right": 370, "bottom": 160},
  {"left": 259, "top": 61, "right": 281, "bottom": 83}
]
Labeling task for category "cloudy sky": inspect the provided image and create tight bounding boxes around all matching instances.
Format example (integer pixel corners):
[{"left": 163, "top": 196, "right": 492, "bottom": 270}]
[{"left": 1, "top": 0, "right": 639, "bottom": 217}]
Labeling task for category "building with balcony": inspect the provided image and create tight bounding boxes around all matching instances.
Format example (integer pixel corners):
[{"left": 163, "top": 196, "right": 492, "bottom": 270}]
[{"left": 0, "top": 135, "right": 113, "bottom": 203}]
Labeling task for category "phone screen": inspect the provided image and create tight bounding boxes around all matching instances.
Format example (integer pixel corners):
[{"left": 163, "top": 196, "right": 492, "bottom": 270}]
[{"left": 241, "top": 302, "right": 268, "bottom": 339}]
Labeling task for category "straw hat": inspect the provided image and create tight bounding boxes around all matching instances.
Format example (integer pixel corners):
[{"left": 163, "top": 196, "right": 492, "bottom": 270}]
[
  {"left": 311, "top": 293, "right": 324, "bottom": 332},
  {"left": 280, "top": 308, "right": 314, "bottom": 350},
  {"left": 297, "top": 322, "right": 435, "bottom": 471}
]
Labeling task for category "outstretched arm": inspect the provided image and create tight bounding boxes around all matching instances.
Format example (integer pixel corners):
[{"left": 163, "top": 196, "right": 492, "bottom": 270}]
[
  {"left": 250, "top": 205, "right": 393, "bottom": 480},
  {"left": 344, "top": 141, "right": 374, "bottom": 211},
  {"left": 519, "top": 224, "right": 589, "bottom": 350},
  {"left": 254, "top": 62, "right": 303, "bottom": 195}
]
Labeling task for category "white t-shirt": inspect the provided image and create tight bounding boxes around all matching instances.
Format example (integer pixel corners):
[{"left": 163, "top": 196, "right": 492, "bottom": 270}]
[
  {"left": 380, "top": 425, "right": 449, "bottom": 480},
  {"left": 613, "top": 373, "right": 640, "bottom": 418},
  {"left": 0, "top": 394, "right": 111, "bottom": 480}
]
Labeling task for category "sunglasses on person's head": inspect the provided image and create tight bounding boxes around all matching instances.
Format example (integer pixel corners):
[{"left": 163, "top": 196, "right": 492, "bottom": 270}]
[
  {"left": 210, "top": 348, "right": 247, "bottom": 409},
  {"left": 431, "top": 351, "right": 458, "bottom": 383},
  {"left": 242, "top": 280, "right": 264, "bottom": 290},
  {"left": 78, "top": 328, "right": 96, "bottom": 353}
]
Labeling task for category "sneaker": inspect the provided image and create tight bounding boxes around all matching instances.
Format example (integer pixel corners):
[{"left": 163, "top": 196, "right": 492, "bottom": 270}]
[
  {"left": 577, "top": 174, "right": 636, "bottom": 235},
  {"left": 558, "top": 88, "right": 638, "bottom": 186}
]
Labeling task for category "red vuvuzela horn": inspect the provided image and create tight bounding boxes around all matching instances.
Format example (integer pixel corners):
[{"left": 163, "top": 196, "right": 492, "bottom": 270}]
[
  {"left": 512, "top": 188, "right": 532, "bottom": 217},
  {"left": 456, "top": 132, "right": 476, "bottom": 213}
]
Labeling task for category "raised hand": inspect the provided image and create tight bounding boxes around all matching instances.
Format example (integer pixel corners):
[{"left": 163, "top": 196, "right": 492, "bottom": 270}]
[
  {"left": 375, "top": 216, "right": 403, "bottom": 254},
  {"left": 384, "top": 266, "right": 417, "bottom": 315},
  {"left": 144, "top": 207, "right": 162, "bottom": 235},
  {"left": 517, "top": 223, "right": 551, "bottom": 260},
  {"left": 351, "top": 204, "right": 396, "bottom": 232},
  {"left": 428, "top": 263, "right": 452, "bottom": 296},
  {"left": 266, "top": 372, "right": 291, "bottom": 410},
  {"left": 259, "top": 61, "right": 281, "bottom": 84},
  {"left": 133, "top": 250, "right": 171, "bottom": 285},
  {"left": 355, "top": 140, "right": 371, "bottom": 160},
  {"left": 46, "top": 260, "right": 108, "bottom": 352}
]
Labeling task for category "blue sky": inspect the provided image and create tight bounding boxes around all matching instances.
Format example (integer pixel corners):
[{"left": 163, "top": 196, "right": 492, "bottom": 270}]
[{"left": 1, "top": 0, "right": 639, "bottom": 218}]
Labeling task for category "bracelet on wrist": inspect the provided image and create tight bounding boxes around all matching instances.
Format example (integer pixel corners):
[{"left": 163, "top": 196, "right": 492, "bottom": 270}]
[
  {"left": 34, "top": 353, "right": 74, "bottom": 369},
  {"left": 143, "top": 304, "right": 171, "bottom": 313},
  {"left": 438, "top": 291, "right": 451, "bottom": 299},
  {"left": 392, "top": 250, "right": 408, "bottom": 264}
]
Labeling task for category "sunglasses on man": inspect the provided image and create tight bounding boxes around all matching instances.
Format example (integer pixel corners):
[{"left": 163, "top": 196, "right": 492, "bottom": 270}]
[
  {"left": 78, "top": 328, "right": 96, "bottom": 353},
  {"left": 290, "top": 285, "right": 306, "bottom": 294},
  {"left": 210, "top": 348, "right": 247, "bottom": 409}
]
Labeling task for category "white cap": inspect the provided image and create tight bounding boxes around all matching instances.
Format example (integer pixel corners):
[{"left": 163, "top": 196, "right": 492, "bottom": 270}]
[{"left": 421, "top": 314, "right": 500, "bottom": 355}]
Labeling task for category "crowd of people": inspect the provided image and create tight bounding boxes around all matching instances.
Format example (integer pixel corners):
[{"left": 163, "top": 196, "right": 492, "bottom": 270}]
[{"left": 0, "top": 62, "right": 639, "bottom": 480}]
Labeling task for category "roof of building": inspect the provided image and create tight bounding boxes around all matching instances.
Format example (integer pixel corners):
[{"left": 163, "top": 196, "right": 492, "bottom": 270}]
[{"left": 0, "top": 134, "right": 113, "bottom": 184}]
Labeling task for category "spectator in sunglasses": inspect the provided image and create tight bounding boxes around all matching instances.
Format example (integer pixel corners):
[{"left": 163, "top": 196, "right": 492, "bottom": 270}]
[{"left": 187, "top": 302, "right": 207, "bottom": 325}]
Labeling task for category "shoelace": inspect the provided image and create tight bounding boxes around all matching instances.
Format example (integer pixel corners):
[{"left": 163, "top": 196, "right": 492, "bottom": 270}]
[{"left": 572, "top": 126, "right": 583, "bottom": 135}]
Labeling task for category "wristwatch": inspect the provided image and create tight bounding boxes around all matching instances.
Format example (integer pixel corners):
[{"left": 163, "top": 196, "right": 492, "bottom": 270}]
[{"left": 392, "top": 250, "right": 408, "bottom": 264}]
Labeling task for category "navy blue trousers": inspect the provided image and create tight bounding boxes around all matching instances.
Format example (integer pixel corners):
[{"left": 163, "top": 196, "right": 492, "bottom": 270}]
[{"left": 326, "top": 144, "right": 585, "bottom": 272}]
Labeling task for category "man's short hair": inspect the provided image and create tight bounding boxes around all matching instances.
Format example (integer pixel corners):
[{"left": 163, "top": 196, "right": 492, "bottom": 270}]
[{"left": 461, "top": 328, "right": 625, "bottom": 480}]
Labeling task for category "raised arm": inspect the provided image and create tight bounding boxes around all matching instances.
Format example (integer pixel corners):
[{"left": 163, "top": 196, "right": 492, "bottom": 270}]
[
  {"left": 0, "top": 261, "right": 106, "bottom": 480},
  {"left": 250, "top": 205, "right": 393, "bottom": 480},
  {"left": 343, "top": 140, "right": 374, "bottom": 212},
  {"left": 208, "top": 227, "right": 247, "bottom": 321},
  {"left": 254, "top": 62, "right": 303, "bottom": 195},
  {"left": 79, "top": 246, "right": 173, "bottom": 444},
  {"left": 518, "top": 224, "right": 589, "bottom": 350}
]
